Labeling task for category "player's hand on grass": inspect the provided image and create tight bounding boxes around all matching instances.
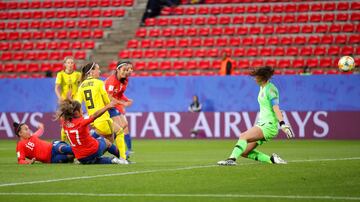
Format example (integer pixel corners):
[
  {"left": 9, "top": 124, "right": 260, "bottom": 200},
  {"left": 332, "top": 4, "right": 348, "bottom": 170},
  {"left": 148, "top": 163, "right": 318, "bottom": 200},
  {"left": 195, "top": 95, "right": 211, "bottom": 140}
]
[{"left": 30, "top": 158, "right": 36, "bottom": 164}]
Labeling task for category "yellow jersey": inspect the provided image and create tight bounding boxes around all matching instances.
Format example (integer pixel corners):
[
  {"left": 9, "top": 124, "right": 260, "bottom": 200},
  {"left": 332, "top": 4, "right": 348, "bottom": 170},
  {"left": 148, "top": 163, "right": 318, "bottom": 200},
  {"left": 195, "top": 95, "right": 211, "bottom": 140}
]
[
  {"left": 75, "top": 77, "right": 111, "bottom": 121},
  {"left": 55, "top": 70, "right": 81, "bottom": 99}
]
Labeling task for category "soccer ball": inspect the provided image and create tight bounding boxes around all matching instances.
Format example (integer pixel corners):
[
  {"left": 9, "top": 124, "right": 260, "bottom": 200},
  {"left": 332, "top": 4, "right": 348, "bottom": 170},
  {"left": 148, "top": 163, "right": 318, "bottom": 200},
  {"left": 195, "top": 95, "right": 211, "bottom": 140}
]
[{"left": 338, "top": 56, "right": 355, "bottom": 72}]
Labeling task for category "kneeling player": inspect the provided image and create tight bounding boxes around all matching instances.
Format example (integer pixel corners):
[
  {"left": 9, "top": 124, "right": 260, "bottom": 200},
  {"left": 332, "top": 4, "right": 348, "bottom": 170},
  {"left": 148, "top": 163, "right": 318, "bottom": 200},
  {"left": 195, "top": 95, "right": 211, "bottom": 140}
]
[
  {"left": 14, "top": 122, "right": 74, "bottom": 164},
  {"left": 56, "top": 99, "right": 128, "bottom": 164}
]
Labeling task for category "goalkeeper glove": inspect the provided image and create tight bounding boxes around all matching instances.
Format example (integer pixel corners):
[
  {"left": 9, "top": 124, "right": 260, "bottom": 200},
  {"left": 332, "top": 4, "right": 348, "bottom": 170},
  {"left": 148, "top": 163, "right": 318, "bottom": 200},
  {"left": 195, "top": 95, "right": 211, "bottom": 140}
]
[{"left": 279, "top": 121, "right": 294, "bottom": 139}]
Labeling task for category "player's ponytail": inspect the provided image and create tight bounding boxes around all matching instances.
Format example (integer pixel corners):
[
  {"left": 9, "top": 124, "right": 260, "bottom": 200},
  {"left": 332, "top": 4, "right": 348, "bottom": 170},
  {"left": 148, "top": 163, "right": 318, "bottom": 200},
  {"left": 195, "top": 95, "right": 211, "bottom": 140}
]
[{"left": 13, "top": 122, "right": 24, "bottom": 137}]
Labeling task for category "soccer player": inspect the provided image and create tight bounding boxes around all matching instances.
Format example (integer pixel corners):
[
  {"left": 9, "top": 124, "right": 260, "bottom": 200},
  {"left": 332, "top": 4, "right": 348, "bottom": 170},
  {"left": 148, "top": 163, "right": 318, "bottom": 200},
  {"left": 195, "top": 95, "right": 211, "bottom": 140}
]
[
  {"left": 217, "top": 67, "right": 294, "bottom": 166},
  {"left": 74, "top": 62, "right": 127, "bottom": 160},
  {"left": 56, "top": 99, "right": 128, "bottom": 164},
  {"left": 55, "top": 56, "right": 81, "bottom": 142},
  {"left": 105, "top": 61, "right": 134, "bottom": 157},
  {"left": 14, "top": 122, "right": 74, "bottom": 164}
]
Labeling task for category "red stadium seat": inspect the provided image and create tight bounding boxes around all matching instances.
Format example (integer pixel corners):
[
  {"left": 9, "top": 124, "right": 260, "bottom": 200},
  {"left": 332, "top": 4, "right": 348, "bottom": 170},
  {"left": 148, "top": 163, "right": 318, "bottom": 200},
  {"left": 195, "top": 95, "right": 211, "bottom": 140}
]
[
  {"left": 173, "top": 61, "right": 184, "bottom": 70},
  {"left": 278, "top": 59, "right": 291, "bottom": 69},
  {"left": 178, "top": 38, "right": 189, "bottom": 47},
  {"left": 314, "top": 46, "right": 326, "bottom": 56},
  {"left": 4, "top": 63, "right": 15, "bottom": 72},
  {"left": 16, "top": 63, "right": 27, "bottom": 72},
  {"left": 186, "top": 61, "right": 198, "bottom": 70},
  {"left": 294, "top": 36, "right": 306, "bottom": 45},
  {"left": 153, "top": 39, "right": 164, "bottom": 48},
  {"left": 164, "top": 39, "right": 175, "bottom": 48},
  {"left": 238, "top": 59, "right": 249, "bottom": 69},
  {"left": 293, "top": 59, "right": 305, "bottom": 68},
  {"left": 300, "top": 47, "right": 313, "bottom": 56},
  {"left": 265, "top": 59, "right": 277, "bottom": 68},
  {"left": 337, "top": 2, "right": 349, "bottom": 10},
  {"left": 273, "top": 47, "right": 285, "bottom": 56},
  {"left": 251, "top": 59, "right": 263, "bottom": 68},
  {"left": 341, "top": 46, "right": 354, "bottom": 55},
  {"left": 349, "top": 35, "right": 360, "bottom": 43},
  {"left": 169, "top": 49, "right": 181, "bottom": 57},
  {"left": 306, "top": 58, "right": 318, "bottom": 68},
  {"left": 134, "top": 61, "right": 145, "bottom": 70},
  {"left": 127, "top": 39, "right": 138, "bottom": 48},
  {"left": 141, "top": 39, "right": 151, "bottom": 48},
  {"left": 321, "top": 35, "right": 333, "bottom": 44},
  {"left": 286, "top": 47, "right": 298, "bottom": 56},
  {"left": 320, "top": 58, "right": 333, "bottom": 68},
  {"left": 342, "top": 23, "right": 355, "bottom": 32},
  {"left": 335, "top": 35, "right": 347, "bottom": 44},
  {"left": 194, "top": 49, "right": 206, "bottom": 58},
  {"left": 327, "top": 46, "right": 340, "bottom": 55},
  {"left": 308, "top": 35, "right": 320, "bottom": 44}
]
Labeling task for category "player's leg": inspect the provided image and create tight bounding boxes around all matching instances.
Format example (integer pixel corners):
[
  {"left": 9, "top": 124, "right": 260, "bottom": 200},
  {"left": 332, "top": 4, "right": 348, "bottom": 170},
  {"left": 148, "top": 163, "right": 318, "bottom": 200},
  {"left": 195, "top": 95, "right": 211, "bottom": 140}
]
[
  {"left": 109, "top": 108, "right": 127, "bottom": 159},
  {"left": 51, "top": 141, "right": 74, "bottom": 163},
  {"left": 241, "top": 142, "right": 272, "bottom": 164},
  {"left": 120, "top": 114, "right": 133, "bottom": 152},
  {"left": 93, "top": 119, "right": 114, "bottom": 143},
  {"left": 113, "top": 120, "right": 127, "bottom": 160},
  {"left": 102, "top": 137, "right": 120, "bottom": 158},
  {"left": 218, "top": 126, "right": 264, "bottom": 165}
]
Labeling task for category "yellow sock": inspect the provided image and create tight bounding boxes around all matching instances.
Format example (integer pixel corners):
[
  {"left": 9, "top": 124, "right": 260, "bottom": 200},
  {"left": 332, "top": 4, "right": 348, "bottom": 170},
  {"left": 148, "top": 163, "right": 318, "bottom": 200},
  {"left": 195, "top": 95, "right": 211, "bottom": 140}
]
[
  {"left": 115, "top": 130, "right": 126, "bottom": 159},
  {"left": 60, "top": 128, "right": 67, "bottom": 142}
]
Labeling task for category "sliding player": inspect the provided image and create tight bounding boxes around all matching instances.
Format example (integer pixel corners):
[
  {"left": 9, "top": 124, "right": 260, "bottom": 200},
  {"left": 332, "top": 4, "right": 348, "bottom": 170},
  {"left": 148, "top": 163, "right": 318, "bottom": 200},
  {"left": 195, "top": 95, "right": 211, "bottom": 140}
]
[
  {"left": 218, "top": 67, "right": 294, "bottom": 166},
  {"left": 14, "top": 122, "right": 74, "bottom": 164},
  {"left": 56, "top": 99, "right": 127, "bottom": 164}
]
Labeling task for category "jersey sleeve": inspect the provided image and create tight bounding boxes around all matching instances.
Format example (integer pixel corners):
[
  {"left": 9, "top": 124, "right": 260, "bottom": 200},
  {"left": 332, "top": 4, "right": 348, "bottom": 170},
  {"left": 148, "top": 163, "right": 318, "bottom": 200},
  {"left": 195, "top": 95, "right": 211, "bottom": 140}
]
[
  {"left": 55, "top": 72, "right": 62, "bottom": 85},
  {"left": 79, "top": 116, "right": 96, "bottom": 127},
  {"left": 267, "top": 84, "right": 279, "bottom": 106},
  {"left": 16, "top": 142, "right": 29, "bottom": 164}
]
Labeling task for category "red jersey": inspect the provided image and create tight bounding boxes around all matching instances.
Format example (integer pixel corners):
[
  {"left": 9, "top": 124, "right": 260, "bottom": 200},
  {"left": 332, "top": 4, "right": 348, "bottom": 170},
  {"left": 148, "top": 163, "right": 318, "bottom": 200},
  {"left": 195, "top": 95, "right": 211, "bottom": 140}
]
[
  {"left": 62, "top": 116, "right": 98, "bottom": 159},
  {"left": 16, "top": 128, "right": 52, "bottom": 164},
  {"left": 104, "top": 74, "right": 129, "bottom": 113}
]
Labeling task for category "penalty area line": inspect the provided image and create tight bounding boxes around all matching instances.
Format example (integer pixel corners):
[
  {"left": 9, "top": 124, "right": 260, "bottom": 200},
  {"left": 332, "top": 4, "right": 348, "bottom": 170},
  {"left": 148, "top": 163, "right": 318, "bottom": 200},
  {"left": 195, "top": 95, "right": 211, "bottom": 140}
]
[
  {"left": 0, "top": 157, "right": 359, "bottom": 188},
  {"left": 0, "top": 192, "right": 359, "bottom": 201}
]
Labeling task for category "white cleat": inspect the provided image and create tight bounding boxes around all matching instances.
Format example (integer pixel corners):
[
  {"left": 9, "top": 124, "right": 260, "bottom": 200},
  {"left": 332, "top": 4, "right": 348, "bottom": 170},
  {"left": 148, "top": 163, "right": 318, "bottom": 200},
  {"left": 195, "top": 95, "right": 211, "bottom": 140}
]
[
  {"left": 111, "top": 157, "right": 129, "bottom": 165},
  {"left": 217, "top": 159, "right": 237, "bottom": 166},
  {"left": 271, "top": 153, "right": 287, "bottom": 164}
]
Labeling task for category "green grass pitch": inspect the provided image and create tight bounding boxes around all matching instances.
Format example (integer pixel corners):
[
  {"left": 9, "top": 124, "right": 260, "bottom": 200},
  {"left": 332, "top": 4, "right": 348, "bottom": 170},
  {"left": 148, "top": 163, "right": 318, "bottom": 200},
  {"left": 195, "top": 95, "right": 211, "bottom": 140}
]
[{"left": 0, "top": 139, "right": 359, "bottom": 202}]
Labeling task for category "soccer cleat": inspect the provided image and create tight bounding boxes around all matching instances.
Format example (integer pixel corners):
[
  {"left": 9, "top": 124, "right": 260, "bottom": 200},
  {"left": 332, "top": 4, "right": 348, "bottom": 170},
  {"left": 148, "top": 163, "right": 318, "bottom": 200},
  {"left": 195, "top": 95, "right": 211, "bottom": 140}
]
[
  {"left": 111, "top": 157, "right": 129, "bottom": 165},
  {"left": 270, "top": 153, "right": 287, "bottom": 164},
  {"left": 217, "top": 158, "right": 237, "bottom": 166}
]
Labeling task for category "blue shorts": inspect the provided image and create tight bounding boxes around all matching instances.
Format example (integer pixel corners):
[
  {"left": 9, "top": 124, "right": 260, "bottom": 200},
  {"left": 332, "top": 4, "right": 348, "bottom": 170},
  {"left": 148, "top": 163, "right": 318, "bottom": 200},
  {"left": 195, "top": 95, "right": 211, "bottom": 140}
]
[
  {"left": 51, "top": 141, "right": 72, "bottom": 163},
  {"left": 109, "top": 108, "right": 121, "bottom": 118},
  {"left": 78, "top": 137, "right": 108, "bottom": 164}
]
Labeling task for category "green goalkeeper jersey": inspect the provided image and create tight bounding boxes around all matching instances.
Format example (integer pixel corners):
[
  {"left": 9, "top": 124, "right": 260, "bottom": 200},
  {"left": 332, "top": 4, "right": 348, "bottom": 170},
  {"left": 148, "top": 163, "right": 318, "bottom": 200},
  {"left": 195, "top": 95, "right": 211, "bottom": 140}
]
[{"left": 257, "top": 82, "right": 279, "bottom": 125}]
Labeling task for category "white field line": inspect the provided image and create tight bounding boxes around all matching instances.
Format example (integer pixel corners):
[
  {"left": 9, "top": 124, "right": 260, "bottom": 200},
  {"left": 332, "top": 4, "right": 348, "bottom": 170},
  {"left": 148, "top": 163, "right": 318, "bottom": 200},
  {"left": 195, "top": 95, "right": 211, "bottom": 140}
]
[
  {"left": 0, "top": 192, "right": 359, "bottom": 201},
  {"left": 0, "top": 157, "right": 359, "bottom": 188}
]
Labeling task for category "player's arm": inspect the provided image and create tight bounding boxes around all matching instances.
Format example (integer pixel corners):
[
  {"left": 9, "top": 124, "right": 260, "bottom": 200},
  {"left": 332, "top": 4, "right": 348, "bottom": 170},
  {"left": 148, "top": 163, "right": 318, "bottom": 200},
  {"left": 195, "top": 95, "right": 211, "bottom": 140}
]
[
  {"left": 16, "top": 145, "right": 35, "bottom": 164},
  {"left": 90, "top": 100, "right": 116, "bottom": 120},
  {"left": 269, "top": 86, "right": 294, "bottom": 139},
  {"left": 120, "top": 95, "right": 133, "bottom": 107},
  {"left": 32, "top": 123, "right": 44, "bottom": 137}
]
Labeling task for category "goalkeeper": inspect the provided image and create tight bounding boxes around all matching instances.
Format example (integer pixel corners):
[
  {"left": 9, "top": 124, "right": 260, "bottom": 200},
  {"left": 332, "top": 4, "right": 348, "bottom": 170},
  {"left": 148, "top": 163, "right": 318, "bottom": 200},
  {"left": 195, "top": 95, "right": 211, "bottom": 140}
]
[{"left": 218, "top": 67, "right": 294, "bottom": 166}]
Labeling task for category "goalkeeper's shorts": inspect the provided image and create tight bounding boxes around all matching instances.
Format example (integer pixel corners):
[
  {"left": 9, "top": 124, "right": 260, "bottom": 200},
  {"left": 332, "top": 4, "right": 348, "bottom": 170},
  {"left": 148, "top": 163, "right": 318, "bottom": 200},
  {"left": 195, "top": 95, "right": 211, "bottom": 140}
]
[{"left": 255, "top": 122, "right": 278, "bottom": 145}]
